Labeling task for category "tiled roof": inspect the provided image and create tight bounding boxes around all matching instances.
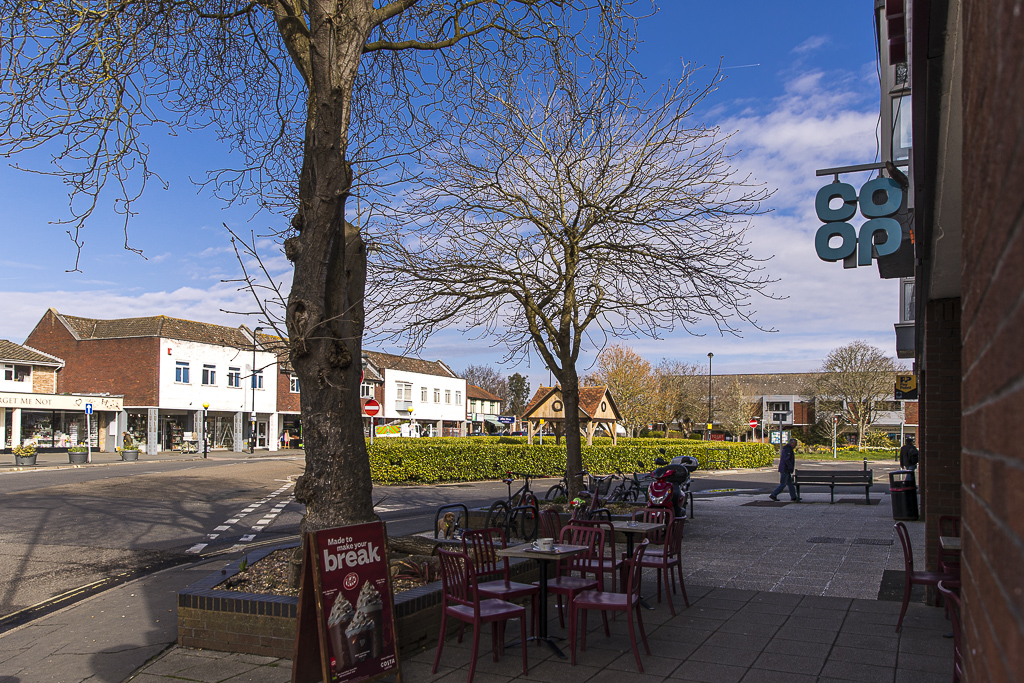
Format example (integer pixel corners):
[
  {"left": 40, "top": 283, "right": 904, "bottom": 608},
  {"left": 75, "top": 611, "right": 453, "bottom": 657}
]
[
  {"left": 0, "top": 340, "right": 64, "bottom": 366},
  {"left": 467, "top": 384, "right": 502, "bottom": 401},
  {"left": 521, "top": 385, "right": 619, "bottom": 420},
  {"left": 56, "top": 310, "right": 255, "bottom": 349},
  {"left": 362, "top": 350, "right": 457, "bottom": 379},
  {"left": 712, "top": 373, "right": 819, "bottom": 397}
]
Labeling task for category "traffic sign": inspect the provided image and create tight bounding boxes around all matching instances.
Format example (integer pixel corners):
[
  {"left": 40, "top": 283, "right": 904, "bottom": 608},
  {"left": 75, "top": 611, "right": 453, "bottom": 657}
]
[
  {"left": 85, "top": 403, "right": 93, "bottom": 415},
  {"left": 749, "top": 418, "right": 757, "bottom": 428},
  {"left": 363, "top": 399, "right": 381, "bottom": 417}
]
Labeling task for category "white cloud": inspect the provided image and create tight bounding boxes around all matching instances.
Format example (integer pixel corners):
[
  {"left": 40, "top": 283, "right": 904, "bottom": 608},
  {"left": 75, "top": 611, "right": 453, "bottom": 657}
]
[{"left": 793, "top": 35, "right": 830, "bottom": 54}]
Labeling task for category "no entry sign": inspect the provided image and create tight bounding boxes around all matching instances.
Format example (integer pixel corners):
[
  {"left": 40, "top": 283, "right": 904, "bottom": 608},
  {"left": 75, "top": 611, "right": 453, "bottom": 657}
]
[
  {"left": 363, "top": 399, "right": 381, "bottom": 417},
  {"left": 749, "top": 418, "right": 758, "bottom": 428}
]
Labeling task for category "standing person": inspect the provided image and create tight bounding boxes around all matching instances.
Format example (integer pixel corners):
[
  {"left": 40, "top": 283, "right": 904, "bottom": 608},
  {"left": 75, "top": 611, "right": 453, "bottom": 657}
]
[
  {"left": 769, "top": 438, "right": 799, "bottom": 502},
  {"left": 900, "top": 436, "right": 919, "bottom": 471}
]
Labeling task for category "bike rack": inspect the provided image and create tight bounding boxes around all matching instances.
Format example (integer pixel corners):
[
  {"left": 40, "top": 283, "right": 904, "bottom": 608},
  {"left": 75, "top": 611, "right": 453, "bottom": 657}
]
[{"left": 433, "top": 503, "right": 470, "bottom": 540}]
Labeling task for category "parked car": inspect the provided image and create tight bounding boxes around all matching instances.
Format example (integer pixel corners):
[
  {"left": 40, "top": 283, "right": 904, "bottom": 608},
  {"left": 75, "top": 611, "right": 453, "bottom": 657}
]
[{"left": 509, "top": 430, "right": 526, "bottom": 436}]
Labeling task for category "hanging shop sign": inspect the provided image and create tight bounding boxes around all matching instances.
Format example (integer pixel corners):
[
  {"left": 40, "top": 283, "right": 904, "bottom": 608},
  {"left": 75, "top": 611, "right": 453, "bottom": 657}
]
[
  {"left": 292, "top": 521, "right": 401, "bottom": 683},
  {"left": 814, "top": 177, "right": 904, "bottom": 267},
  {"left": 895, "top": 373, "right": 918, "bottom": 400}
]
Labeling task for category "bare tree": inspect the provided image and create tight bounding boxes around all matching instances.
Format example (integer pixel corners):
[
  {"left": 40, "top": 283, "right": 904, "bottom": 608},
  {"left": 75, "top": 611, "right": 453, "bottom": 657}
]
[
  {"left": 372, "top": 64, "right": 774, "bottom": 496},
  {"left": 0, "top": 1, "right": 626, "bottom": 535},
  {"left": 813, "top": 341, "right": 902, "bottom": 450},
  {"left": 461, "top": 365, "right": 507, "bottom": 400},
  {"left": 716, "top": 376, "right": 755, "bottom": 439},
  {"left": 651, "top": 359, "right": 704, "bottom": 435},
  {"left": 586, "top": 345, "right": 656, "bottom": 437}
]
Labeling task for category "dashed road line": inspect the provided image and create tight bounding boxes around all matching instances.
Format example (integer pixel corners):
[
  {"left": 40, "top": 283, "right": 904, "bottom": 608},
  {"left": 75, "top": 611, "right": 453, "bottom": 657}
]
[{"left": 187, "top": 480, "right": 296, "bottom": 554}]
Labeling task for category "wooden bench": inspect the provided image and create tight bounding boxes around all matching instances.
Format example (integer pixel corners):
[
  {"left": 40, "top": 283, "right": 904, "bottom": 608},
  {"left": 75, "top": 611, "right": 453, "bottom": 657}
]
[{"left": 793, "top": 469, "right": 874, "bottom": 504}]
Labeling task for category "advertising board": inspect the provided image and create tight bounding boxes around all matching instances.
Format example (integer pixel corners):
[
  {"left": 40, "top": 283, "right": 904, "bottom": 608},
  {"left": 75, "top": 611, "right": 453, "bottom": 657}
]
[{"left": 292, "top": 522, "right": 401, "bottom": 683}]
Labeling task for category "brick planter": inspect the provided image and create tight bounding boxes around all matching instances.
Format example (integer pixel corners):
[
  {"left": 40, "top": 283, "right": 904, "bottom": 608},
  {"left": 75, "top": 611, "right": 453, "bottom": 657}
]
[{"left": 178, "top": 541, "right": 539, "bottom": 659}]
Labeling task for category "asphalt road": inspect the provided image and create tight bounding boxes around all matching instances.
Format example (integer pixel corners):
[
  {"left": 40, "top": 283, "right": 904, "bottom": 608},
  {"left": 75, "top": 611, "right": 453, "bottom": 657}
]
[{"left": 0, "top": 454, "right": 903, "bottom": 620}]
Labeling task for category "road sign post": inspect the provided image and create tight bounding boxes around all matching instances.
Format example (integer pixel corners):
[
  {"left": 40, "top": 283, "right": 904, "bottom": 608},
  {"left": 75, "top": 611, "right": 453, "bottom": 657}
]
[
  {"left": 84, "top": 403, "right": 93, "bottom": 463},
  {"left": 364, "top": 399, "right": 381, "bottom": 445},
  {"left": 749, "top": 417, "right": 757, "bottom": 443}
]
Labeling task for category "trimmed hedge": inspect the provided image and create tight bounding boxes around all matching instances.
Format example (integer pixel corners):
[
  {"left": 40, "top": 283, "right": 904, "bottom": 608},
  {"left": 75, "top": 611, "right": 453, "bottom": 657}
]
[{"left": 367, "top": 438, "right": 774, "bottom": 484}]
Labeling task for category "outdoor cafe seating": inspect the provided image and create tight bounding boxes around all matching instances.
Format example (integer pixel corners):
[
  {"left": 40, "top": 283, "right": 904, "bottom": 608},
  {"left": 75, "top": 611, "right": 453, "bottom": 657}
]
[{"left": 461, "top": 528, "right": 540, "bottom": 636}]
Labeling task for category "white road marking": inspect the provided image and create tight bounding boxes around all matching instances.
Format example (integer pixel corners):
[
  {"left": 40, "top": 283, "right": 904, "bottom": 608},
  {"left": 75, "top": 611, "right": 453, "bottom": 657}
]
[
  {"left": 241, "top": 534, "right": 256, "bottom": 542},
  {"left": 251, "top": 526, "right": 265, "bottom": 532},
  {"left": 214, "top": 525, "right": 230, "bottom": 531},
  {"left": 207, "top": 534, "right": 219, "bottom": 540},
  {"left": 226, "top": 518, "right": 241, "bottom": 523},
  {"left": 185, "top": 543, "right": 208, "bottom": 554}
]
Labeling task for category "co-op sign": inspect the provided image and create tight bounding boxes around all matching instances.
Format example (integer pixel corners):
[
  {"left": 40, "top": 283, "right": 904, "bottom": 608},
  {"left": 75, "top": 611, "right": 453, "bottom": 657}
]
[{"left": 813, "top": 176, "right": 904, "bottom": 267}]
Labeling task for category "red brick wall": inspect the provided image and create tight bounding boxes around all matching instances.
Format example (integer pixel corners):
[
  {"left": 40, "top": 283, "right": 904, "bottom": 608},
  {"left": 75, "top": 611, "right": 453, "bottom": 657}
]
[
  {"left": 25, "top": 310, "right": 160, "bottom": 406},
  {"left": 918, "top": 299, "right": 962, "bottom": 576},
  {"left": 962, "top": 1, "right": 1024, "bottom": 677},
  {"left": 793, "top": 401, "right": 814, "bottom": 426},
  {"left": 277, "top": 370, "right": 300, "bottom": 412},
  {"left": 903, "top": 400, "right": 918, "bottom": 426}
]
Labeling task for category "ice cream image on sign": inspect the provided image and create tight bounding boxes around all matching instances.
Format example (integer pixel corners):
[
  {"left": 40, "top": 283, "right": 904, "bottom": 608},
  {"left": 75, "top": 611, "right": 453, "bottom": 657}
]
[
  {"left": 327, "top": 595, "right": 354, "bottom": 671},
  {"left": 356, "top": 580, "right": 384, "bottom": 657}
]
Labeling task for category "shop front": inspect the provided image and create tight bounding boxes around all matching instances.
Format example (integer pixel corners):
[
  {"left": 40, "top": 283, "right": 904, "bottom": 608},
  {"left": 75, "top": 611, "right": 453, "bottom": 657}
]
[{"left": 1, "top": 393, "right": 124, "bottom": 453}]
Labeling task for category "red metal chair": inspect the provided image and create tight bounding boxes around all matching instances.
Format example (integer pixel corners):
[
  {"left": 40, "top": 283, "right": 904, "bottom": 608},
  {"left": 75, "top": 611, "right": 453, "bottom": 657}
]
[
  {"left": 539, "top": 508, "right": 562, "bottom": 541},
  {"left": 937, "top": 581, "right": 963, "bottom": 683},
  {"left": 571, "top": 518, "right": 625, "bottom": 593},
  {"left": 433, "top": 548, "right": 528, "bottom": 683},
  {"left": 938, "top": 515, "right": 962, "bottom": 574},
  {"left": 542, "top": 524, "right": 603, "bottom": 628},
  {"left": 639, "top": 518, "right": 689, "bottom": 614},
  {"left": 894, "top": 522, "right": 958, "bottom": 632},
  {"left": 461, "top": 528, "right": 539, "bottom": 636},
  {"left": 570, "top": 539, "right": 651, "bottom": 672},
  {"left": 631, "top": 507, "right": 673, "bottom": 544}
]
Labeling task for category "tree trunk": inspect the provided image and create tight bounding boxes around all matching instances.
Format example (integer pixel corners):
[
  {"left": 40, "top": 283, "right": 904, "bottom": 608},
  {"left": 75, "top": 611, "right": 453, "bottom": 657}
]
[
  {"left": 558, "top": 362, "right": 584, "bottom": 499},
  {"left": 286, "top": 5, "right": 377, "bottom": 536}
]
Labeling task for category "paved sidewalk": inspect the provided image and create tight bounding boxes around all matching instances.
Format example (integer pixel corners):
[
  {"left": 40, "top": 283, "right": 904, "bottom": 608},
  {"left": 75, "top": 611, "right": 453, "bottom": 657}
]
[
  {"left": 0, "top": 487, "right": 953, "bottom": 683},
  {"left": 0, "top": 448, "right": 305, "bottom": 474}
]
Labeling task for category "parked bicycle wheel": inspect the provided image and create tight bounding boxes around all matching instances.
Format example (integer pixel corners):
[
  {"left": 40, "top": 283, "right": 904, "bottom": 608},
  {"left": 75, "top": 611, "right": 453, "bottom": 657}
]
[
  {"left": 515, "top": 503, "right": 539, "bottom": 541},
  {"left": 486, "top": 500, "right": 509, "bottom": 531},
  {"left": 545, "top": 484, "right": 566, "bottom": 501}
]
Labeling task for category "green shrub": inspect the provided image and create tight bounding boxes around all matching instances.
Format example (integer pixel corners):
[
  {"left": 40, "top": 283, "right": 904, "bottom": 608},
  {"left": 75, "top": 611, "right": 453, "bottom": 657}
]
[{"left": 367, "top": 437, "right": 774, "bottom": 484}]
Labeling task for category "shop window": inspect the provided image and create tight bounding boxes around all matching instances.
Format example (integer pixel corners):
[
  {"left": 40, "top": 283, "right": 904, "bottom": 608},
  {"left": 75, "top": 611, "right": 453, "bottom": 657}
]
[
  {"left": 202, "top": 364, "right": 216, "bottom": 385},
  {"left": 290, "top": 374, "right": 301, "bottom": 393},
  {"left": 251, "top": 370, "right": 264, "bottom": 390},
  {"left": 445, "top": 389, "right": 451, "bottom": 404},
  {"left": 228, "top": 367, "right": 241, "bottom": 388},
  {"left": 175, "top": 361, "right": 190, "bottom": 384},
  {"left": 3, "top": 364, "right": 31, "bottom": 382},
  {"left": 360, "top": 382, "right": 374, "bottom": 398}
]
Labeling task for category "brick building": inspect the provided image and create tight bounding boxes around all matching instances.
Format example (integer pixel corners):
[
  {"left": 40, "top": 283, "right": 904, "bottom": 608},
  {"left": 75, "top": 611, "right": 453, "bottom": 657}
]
[
  {"left": 1, "top": 338, "right": 124, "bottom": 452},
  {"left": 466, "top": 384, "right": 503, "bottom": 434},
  {"left": 25, "top": 309, "right": 279, "bottom": 455}
]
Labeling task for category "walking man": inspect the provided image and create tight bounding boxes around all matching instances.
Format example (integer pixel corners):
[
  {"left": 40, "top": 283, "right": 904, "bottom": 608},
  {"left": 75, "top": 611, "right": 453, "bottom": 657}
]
[
  {"left": 769, "top": 438, "right": 799, "bottom": 502},
  {"left": 899, "top": 436, "right": 919, "bottom": 471}
]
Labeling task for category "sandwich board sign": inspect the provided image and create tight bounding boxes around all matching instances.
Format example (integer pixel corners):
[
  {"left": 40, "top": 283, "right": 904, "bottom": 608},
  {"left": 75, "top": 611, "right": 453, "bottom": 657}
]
[{"left": 292, "top": 521, "right": 401, "bottom": 683}]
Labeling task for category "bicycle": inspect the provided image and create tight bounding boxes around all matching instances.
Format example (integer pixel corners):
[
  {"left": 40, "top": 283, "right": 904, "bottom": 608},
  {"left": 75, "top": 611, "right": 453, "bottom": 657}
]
[
  {"left": 545, "top": 470, "right": 571, "bottom": 501},
  {"left": 607, "top": 468, "right": 643, "bottom": 502},
  {"left": 485, "top": 472, "right": 540, "bottom": 541},
  {"left": 569, "top": 473, "right": 613, "bottom": 521}
]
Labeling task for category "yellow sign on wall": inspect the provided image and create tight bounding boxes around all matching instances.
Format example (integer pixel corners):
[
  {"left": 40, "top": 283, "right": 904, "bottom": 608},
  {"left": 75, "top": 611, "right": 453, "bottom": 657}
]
[{"left": 895, "top": 374, "right": 918, "bottom": 400}]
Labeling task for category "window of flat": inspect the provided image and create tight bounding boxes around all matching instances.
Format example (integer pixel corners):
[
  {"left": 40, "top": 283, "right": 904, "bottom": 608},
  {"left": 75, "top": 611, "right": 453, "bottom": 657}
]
[
  {"left": 228, "top": 367, "right": 241, "bottom": 388},
  {"left": 175, "top": 361, "right": 190, "bottom": 384},
  {"left": 772, "top": 412, "right": 787, "bottom": 422},
  {"left": 421, "top": 387, "right": 427, "bottom": 402},
  {"left": 3, "top": 364, "right": 31, "bottom": 382},
  {"left": 360, "top": 382, "right": 373, "bottom": 398},
  {"left": 396, "top": 382, "right": 412, "bottom": 401},
  {"left": 290, "top": 374, "right": 300, "bottom": 393},
  {"left": 445, "top": 389, "right": 451, "bottom": 404},
  {"left": 251, "top": 370, "right": 264, "bottom": 390},
  {"left": 874, "top": 400, "right": 901, "bottom": 411},
  {"left": 767, "top": 402, "right": 789, "bottom": 412},
  {"left": 455, "top": 391, "right": 461, "bottom": 404},
  {"left": 202, "top": 364, "right": 216, "bottom": 386},
  {"left": 433, "top": 388, "right": 440, "bottom": 403}
]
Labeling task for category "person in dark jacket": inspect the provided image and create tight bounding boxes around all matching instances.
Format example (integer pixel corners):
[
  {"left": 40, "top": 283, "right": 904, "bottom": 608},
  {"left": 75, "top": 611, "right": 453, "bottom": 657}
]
[
  {"left": 900, "top": 437, "right": 919, "bottom": 471},
  {"left": 769, "top": 439, "right": 799, "bottom": 501}
]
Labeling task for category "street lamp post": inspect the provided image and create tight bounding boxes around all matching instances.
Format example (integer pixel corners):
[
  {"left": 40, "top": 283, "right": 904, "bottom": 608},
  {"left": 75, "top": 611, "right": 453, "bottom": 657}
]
[
  {"left": 251, "top": 326, "right": 262, "bottom": 454},
  {"left": 706, "top": 352, "right": 714, "bottom": 440},
  {"left": 202, "top": 402, "right": 209, "bottom": 459}
]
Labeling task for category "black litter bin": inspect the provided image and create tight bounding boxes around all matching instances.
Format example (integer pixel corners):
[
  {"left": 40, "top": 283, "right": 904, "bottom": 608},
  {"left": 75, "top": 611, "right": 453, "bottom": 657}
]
[{"left": 890, "top": 469, "right": 919, "bottom": 521}]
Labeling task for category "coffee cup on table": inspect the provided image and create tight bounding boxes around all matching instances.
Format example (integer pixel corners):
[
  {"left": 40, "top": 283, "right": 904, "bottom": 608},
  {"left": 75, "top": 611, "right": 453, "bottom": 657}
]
[{"left": 537, "top": 538, "right": 554, "bottom": 551}]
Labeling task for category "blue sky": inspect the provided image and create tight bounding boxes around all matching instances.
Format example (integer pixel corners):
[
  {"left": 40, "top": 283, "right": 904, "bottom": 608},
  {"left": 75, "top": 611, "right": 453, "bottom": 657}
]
[{"left": 0, "top": 2, "right": 894, "bottom": 389}]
